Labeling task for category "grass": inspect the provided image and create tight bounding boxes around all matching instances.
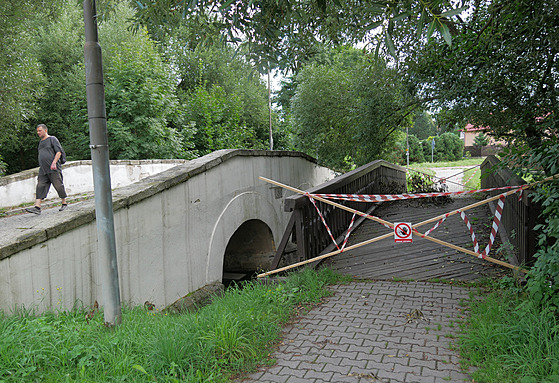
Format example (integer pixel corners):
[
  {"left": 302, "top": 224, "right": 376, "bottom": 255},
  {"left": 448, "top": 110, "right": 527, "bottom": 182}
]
[
  {"left": 0, "top": 267, "right": 350, "bottom": 383},
  {"left": 406, "top": 157, "right": 484, "bottom": 192},
  {"left": 459, "top": 288, "right": 559, "bottom": 383},
  {"left": 411, "top": 157, "right": 485, "bottom": 169}
]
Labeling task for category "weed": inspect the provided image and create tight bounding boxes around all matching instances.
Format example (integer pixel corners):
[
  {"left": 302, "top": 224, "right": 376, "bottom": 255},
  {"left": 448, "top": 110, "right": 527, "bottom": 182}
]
[
  {"left": 444, "top": 333, "right": 456, "bottom": 339},
  {"left": 0, "top": 267, "right": 345, "bottom": 382},
  {"left": 459, "top": 289, "right": 559, "bottom": 382}
]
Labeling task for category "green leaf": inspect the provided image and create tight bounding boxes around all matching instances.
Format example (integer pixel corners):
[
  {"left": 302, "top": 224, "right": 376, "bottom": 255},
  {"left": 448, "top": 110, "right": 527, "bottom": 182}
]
[
  {"left": 374, "top": 39, "right": 381, "bottom": 59},
  {"left": 132, "top": 365, "right": 148, "bottom": 375},
  {"left": 392, "top": 11, "right": 412, "bottom": 23},
  {"left": 426, "top": 20, "right": 437, "bottom": 40},
  {"left": 366, "top": 20, "right": 383, "bottom": 31},
  {"left": 417, "top": 11, "right": 426, "bottom": 39},
  {"left": 439, "top": 6, "right": 469, "bottom": 18},
  {"left": 439, "top": 22, "right": 452, "bottom": 46},
  {"left": 385, "top": 30, "right": 396, "bottom": 58},
  {"left": 219, "top": 0, "right": 235, "bottom": 11}
]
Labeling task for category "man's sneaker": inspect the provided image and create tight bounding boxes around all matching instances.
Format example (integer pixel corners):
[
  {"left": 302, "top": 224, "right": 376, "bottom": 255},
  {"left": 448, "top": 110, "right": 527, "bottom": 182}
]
[
  {"left": 59, "top": 204, "right": 68, "bottom": 212},
  {"left": 25, "top": 206, "right": 41, "bottom": 215}
]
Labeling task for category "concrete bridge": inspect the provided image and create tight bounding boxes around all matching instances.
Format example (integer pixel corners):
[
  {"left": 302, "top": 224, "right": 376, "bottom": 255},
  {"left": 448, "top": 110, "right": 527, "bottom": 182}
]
[{"left": 0, "top": 150, "right": 335, "bottom": 314}]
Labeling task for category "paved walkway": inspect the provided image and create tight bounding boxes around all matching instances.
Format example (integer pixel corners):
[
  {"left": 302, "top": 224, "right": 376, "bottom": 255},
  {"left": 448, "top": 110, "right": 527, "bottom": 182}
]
[
  {"left": 430, "top": 166, "right": 476, "bottom": 193},
  {"left": 236, "top": 281, "right": 475, "bottom": 383}
]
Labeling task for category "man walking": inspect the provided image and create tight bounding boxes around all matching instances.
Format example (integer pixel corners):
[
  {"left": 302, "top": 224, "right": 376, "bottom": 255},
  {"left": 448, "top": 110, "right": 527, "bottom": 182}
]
[{"left": 25, "top": 124, "right": 68, "bottom": 215}]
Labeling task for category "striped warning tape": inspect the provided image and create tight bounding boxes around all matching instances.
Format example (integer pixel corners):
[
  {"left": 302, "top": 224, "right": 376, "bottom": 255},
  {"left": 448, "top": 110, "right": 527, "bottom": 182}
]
[
  {"left": 480, "top": 194, "right": 506, "bottom": 258},
  {"left": 340, "top": 213, "right": 357, "bottom": 251},
  {"left": 460, "top": 210, "right": 480, "bottom": 255},
  {"left": 463, "top": 167, "right": 479, "bottom": 186},
  {"left": 456, "top": 194, "right": 506, "bottom": 258},
  {"left": 305, "top": 193, "right": 340, "bottom": 251},
  {"left": 311, "top": 184, "right": 523, "bottom": 202},
  {"left": 424, "top": 212, "right": 451, "bottom": 237}
]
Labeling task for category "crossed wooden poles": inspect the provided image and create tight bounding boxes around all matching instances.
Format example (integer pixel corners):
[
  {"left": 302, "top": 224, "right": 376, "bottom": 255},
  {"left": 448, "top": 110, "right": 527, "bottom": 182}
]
[{"left": 256, "top": 175, "right": 547, "bottom": 278}]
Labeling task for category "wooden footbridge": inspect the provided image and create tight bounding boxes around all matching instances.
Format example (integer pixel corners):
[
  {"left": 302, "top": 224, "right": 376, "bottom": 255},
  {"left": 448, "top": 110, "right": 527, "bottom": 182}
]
[
  {"left": 325, "top": 197, "right": 505, "bottom": 281},
  {"left": 261, "top": 157, "right": 540, "bottom": 281}
]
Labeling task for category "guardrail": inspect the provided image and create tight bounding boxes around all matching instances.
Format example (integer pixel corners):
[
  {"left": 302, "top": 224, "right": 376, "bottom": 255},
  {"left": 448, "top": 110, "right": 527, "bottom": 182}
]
[
  {"left": 271, "top": 160, "right": 407, "bottom": 269},
  {"left": 480, "top": 155, "right": 541, "bottom": 266}
]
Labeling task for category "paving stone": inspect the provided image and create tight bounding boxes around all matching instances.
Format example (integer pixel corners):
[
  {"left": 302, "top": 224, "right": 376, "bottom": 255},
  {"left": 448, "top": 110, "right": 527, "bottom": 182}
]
[
  {"left": 303, "top": 369, "right": 334, "bottom": 381},
  {"left": 285, "top": 376, "right": 315, "bottom": 383},
  {"left": 233, "top": 281, "right": 472, "bottom": 383}
]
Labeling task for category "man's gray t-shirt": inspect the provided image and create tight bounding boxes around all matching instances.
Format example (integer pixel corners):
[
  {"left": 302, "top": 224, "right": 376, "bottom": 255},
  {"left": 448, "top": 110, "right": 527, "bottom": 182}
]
[{"left": 38, "top": 136, "right": 63, "bottom": 175}]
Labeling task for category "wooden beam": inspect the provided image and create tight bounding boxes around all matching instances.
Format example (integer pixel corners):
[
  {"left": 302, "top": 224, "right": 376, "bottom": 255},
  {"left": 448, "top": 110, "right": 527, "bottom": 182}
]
[{"left": 258, "top": 176, "right": 531, "bottom": 277}]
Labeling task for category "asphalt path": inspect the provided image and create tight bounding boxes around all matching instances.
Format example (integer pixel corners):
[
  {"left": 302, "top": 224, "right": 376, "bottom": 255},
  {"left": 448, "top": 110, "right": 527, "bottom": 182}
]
[{"left": 429, "top": 166, "right": 475, "bottom": 192}]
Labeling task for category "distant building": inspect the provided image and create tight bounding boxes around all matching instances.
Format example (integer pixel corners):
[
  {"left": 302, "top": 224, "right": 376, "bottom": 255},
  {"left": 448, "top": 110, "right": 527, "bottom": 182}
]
[{"left": 459, "top": 124, "right": 506, "bottom": 157}]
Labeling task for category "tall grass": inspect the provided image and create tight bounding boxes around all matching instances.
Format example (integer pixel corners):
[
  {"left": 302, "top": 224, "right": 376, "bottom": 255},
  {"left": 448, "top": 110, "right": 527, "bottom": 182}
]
[
  {"left": 0, "top": 268, "right": 349, "bottom": 382},
  {"left": 459, "top": 288, "right": 559, "bottom": 383}
]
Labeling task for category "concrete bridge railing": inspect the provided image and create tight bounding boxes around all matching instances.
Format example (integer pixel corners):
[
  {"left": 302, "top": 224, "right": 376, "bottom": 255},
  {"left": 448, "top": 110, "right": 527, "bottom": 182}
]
[
  {"left": 0, "top": 150, "right": 334, "bottom": 314},
  {"left": 0, "top": 159, "right": 188, "bottom": 209}
]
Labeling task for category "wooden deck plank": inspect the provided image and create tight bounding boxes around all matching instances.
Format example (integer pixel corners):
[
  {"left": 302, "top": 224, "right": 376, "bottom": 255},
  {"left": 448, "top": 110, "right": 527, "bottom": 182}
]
[{"left": 324, "top": 196, "right": 508, "bottom": 281}]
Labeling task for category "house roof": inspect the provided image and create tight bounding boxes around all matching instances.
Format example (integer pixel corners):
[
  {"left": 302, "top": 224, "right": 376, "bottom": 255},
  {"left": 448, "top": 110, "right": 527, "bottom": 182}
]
[{"left": 460, "top": 123, "right": 489, "bottom": 132}]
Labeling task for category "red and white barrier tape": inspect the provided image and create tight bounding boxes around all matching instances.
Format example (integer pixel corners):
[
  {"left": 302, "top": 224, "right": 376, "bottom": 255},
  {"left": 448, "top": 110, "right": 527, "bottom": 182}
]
[
  {"left": 340, "top": 213, "right": 357, "bottom": 251},
  {"left": 460, "top": 210, "right": 480, "bottom": 255},
  {"left": 305, "top": 195, "right": 362, "bottom": 253},
  {"left": 424, "top": 212, "right": 451, "bottom": 236},
  {"left": 463, "top": 167, "right": 479, "bottom": 186},
  {"left": 306, "top": 194, "right": 340, "bottom": 251},
  {"left": 311, "top": 185, "right": 523, "bottom": 202},
  {"left": 480, "top": 194, "right": 506, "bottom": 258}
]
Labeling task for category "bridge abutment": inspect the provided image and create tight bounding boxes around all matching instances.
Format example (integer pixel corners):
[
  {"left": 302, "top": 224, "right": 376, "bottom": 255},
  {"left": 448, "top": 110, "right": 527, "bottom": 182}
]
[{"left": 0, "top": 150, "right": 335, "bottom": 314}]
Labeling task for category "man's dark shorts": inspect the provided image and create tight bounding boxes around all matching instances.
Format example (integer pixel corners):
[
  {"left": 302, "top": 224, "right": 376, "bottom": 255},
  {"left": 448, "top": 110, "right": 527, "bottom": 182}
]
[{"left": 36, "top": 172, "right": 68, "bottom": 200}]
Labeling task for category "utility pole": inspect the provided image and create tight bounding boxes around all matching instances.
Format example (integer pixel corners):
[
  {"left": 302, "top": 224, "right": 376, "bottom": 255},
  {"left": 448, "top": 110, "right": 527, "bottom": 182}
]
[
  {"left": 83, "top": 0, "right": 122, "bottom": 326},
  {"left": 406, "top": 126, "right": 409, "bottom": 167},
  {"left": 267, "top": 64, "right": 273, "bottom": 150}
]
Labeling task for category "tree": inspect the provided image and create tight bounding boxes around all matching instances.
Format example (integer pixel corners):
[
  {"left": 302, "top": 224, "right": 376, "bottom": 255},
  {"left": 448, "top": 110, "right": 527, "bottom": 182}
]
[
  {"left": 31, "top": 1, "right": 87, "bottom": 162},
  {"left": 0, "top": 2, "right": 49, "bottom": 172},
  {"left": 166, "top": 44, "right": 274, "bottom": 151},
  {"left": 409, "top": 112, "right": 437, "bottom": 140},
  {"left": 80, "top": 3, "right": 187, "bottom": 160},
  {"left": 132, "top": 0, "right": 468, "bottom": 72},
  {"left": 408, "top": 0, "right": 558, "bottom": 150},
  {"left": 290, "top": 47, "right": 416, "bottom": 170},
  {"left": 422, "top": 132, "right": 463, "bottom": 162},
  {"left": 473, "top": 132, "right": 489, "bottom": 148}
]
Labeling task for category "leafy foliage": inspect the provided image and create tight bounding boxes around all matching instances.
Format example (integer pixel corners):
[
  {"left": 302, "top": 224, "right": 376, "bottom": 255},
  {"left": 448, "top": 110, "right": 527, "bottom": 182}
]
[
  {"left": 132, "top": 0, "right": 469, "bottom": 71},
  {"left": 473, "top": 132, "right": 489, "bottom": 148},
  {"left": 421, "top": 132, "right": 463, "bottom": 162},
  {"left": 409, "top": 0, "right": 558, "bottom": 151},
  {"left": 289, "top": 47, "right": 415, "bottom": 170},
  {"left": 0, "top": 1, "right": 277, "bottom": 174},
  {"left": 0, "top": 155, "right": 7, "bottom": 176},
  {"left": 501, "top": 142, "right": 559, "bottom": 309},
  {"left": 409, "top": 112, "right": 438, "bottom": 140}
]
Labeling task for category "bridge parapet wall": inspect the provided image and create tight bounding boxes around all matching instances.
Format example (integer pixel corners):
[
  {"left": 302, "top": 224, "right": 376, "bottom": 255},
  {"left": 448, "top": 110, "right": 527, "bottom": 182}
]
[
  {"left": 0, "top": 159, "right": 188, "bottom": 209},
  {"left": 0, "top": 150, "right": 334, "bottom": 314}
]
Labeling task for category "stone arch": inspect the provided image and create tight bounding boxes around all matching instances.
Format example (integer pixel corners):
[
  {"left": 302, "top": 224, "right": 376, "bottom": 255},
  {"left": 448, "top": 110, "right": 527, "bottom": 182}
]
[
  {"left": 206, "top": 191, "right": 281, "bottom": 284},
  {"left": 222, "top": 219, "right": 275, "bottom": 285}
]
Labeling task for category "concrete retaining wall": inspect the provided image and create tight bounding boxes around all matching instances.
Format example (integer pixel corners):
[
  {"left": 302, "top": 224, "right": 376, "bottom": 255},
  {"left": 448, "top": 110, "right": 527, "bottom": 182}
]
[
  {"left": 0, "top": 150, "right": 334, "bottom": 314},
  {"left": 0, "top": 159, "right": 187, "bottom": 209}
]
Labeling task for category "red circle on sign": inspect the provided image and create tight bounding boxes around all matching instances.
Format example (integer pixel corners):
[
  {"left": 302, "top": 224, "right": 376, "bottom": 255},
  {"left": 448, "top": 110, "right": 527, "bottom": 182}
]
[{"left": 395, "top": 223, "right": 412, "bottom": 239}]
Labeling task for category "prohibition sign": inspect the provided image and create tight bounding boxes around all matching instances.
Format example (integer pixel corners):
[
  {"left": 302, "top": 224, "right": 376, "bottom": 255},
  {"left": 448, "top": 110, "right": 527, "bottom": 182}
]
[{"left": 394, "top": 222, "right": 413, "bottom": 243}]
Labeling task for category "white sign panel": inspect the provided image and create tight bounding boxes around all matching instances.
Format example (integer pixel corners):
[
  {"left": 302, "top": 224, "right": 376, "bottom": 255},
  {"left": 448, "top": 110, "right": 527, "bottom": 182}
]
[{"left": 394, "top": 222, "right": 413, "bottom": 243}]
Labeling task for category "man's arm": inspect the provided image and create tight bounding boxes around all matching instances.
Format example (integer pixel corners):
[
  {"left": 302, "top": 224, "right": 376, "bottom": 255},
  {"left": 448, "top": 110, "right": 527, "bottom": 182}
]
[{"left": 50, "top": 151, "right": 62, "bottom": 170}]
